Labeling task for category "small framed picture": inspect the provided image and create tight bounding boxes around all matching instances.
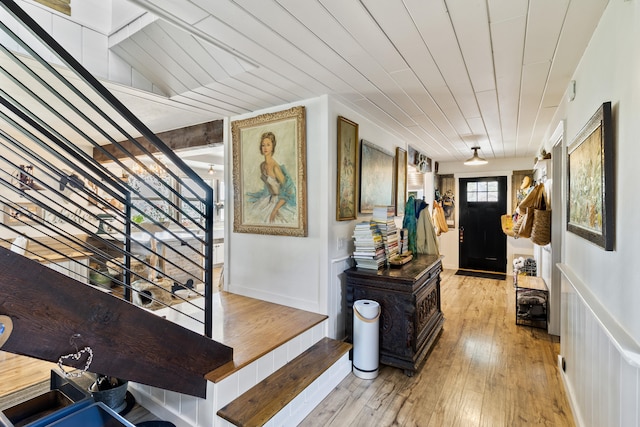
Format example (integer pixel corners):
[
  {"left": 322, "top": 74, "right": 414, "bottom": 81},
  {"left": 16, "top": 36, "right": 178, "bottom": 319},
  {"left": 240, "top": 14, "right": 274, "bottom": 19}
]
[
  {"left": 359, "top": 140, "right": 394, "bottom": 214},
  {"left": 3, "top": 203, "right": 42, "bottom": 226}
]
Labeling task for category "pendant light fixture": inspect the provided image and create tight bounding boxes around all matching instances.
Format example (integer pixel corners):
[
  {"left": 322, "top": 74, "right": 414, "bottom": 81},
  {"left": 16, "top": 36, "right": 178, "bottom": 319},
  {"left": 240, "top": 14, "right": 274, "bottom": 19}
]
[
  {"left": 208, "top": 164, "right": 214, "bottom": 175},
  {"left": 464, "top": 146, "right": 487, "bottom": 166}
]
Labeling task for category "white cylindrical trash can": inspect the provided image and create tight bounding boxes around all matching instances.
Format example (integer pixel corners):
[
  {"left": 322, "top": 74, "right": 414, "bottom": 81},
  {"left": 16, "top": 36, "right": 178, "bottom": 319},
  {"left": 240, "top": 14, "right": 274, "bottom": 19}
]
[{"left": 352, "top": 299, "right": 381, "bottom": 379}]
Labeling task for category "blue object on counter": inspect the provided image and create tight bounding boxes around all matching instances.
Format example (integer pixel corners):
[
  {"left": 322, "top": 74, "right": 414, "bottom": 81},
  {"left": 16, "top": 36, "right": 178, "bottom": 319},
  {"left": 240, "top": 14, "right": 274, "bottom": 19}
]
[
  {"left": 45, "top": 402, "right": 135, "bottom": 427},
  {"left": 1, "top": 370, "right": 95, "bottom": 427},
  {"left": 135, "top": 422, "right": 176, "bottom": 427}
]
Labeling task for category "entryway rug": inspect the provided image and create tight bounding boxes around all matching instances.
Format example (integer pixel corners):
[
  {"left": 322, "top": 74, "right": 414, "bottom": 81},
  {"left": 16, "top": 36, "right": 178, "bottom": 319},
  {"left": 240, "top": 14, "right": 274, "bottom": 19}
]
[{"left": 455, "top": 270, "right": 506, "bottom": 281}]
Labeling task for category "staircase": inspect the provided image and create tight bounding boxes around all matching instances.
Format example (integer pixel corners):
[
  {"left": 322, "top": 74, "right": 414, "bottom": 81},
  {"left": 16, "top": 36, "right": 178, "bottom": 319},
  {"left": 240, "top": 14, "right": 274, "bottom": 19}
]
[
  {"left": 0, "top": 0, "right": 230, "bottom": 398},
  {"left": 0, "top": 3, "right": 354, "bottom": 424},
  {"left": 130, "top": 295, "right": 353, "bottom": 427}
]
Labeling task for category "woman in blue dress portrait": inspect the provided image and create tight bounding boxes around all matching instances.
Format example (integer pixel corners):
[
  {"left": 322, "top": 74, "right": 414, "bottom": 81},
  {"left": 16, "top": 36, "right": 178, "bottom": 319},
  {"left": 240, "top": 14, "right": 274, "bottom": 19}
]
[{"left": 245, "top": 131, "right": 296, "bottom": 224}]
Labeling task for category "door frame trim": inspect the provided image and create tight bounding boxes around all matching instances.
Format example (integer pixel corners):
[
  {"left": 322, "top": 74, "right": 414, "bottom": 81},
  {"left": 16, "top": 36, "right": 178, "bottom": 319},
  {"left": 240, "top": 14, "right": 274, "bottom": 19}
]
[{"left": 457, "top": 175, "right": 509, "bottom": 273}]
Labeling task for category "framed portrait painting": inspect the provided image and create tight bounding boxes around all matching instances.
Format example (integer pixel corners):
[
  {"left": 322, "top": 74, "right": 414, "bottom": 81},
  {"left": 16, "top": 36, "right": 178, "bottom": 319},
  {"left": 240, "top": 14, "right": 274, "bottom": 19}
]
[
  {"left": 336, "top": 116, "right": 359, "bottom": 221},
  {"left": 395, "top": 147, "right": 407, "bottom": 216},
  {"left": 231, "top": 106, "right": 307, "bottom": 237},
  {"left": 567, "top": 102, "right": 614, "bottom": 251},
  {"left": 359, "top": 140, "right": 394, "bottom": 214}
]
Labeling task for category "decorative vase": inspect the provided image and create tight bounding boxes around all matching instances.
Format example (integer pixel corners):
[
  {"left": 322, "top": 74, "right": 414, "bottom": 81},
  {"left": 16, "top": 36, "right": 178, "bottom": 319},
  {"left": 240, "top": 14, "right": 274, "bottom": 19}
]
[{"left": 89, "top": 376, "right": 128, "bottom": 412}]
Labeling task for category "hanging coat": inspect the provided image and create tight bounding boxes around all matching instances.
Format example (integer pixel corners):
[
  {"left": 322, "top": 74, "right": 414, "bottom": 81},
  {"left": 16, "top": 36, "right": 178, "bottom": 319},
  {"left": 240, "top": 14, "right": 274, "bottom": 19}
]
[
  {"left": 416, "top": 205, "right": 440, "bottom": 255},
  {"left": 432, "top": 202, "right": 448, "bottom": 236}
]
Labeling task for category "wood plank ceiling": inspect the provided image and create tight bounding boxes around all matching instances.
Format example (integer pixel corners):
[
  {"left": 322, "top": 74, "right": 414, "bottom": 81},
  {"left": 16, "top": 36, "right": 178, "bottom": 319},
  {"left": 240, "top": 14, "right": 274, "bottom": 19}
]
[{"left": 118, "top": 0, "right": 608, "bottom": 163}]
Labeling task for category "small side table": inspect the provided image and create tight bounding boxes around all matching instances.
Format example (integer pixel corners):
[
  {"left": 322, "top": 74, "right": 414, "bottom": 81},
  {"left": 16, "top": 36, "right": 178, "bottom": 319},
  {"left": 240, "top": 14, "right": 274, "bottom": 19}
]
[{"left": 515, "top": 275, "right": 548, "bottom": 329}]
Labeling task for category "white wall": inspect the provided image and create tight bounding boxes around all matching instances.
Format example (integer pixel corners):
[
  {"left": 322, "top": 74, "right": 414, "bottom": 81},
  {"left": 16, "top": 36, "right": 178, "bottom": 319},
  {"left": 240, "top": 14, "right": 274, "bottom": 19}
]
[
  {"left": 326, "top": 98, "right": 409, "bottom": 262},
  {"left": 543, "top": 0, "right": 640, "bottom": 424},
  {"left": 5, "top": 0, "right": 159, "bottom": 91},
  {"left": 552, "top": 0, "right": 640, "bottom": 343},
  {"left": 226, "top": 97, "right": 328, "bottom": 314},
  {"left": 325, "top": 97, "right": 413, "bottom": 338},
  {"left": 225, "top": 95, "right": 416, "bottom": 338}
]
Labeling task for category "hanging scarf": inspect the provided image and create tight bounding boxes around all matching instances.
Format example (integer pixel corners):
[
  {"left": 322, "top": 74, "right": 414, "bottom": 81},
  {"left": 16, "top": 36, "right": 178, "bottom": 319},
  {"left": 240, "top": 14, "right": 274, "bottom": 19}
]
[{"left": 402, "top": 195, "right": 417, "bottom": 254}]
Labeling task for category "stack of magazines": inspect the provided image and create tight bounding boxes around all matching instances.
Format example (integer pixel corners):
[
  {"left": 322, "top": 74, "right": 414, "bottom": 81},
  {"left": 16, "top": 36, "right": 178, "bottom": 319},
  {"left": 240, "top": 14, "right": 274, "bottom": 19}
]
[
  {"left": 352, "top": 221, "right": 386, "bottom": 269},
  {"left": 372, "top": 205, "right": 399, "bottom": 261}
]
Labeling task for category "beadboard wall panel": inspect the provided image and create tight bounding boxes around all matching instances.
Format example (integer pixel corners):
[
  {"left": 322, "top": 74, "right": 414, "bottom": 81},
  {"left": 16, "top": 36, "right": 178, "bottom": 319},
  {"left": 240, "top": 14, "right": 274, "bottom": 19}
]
[{"left": 559, "top": 264, "right": 640, "bottom": 427}]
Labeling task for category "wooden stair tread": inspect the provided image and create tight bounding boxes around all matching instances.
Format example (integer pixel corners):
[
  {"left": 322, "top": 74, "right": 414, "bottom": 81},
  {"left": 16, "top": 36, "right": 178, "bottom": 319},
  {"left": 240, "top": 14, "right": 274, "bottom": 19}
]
[{"left": 217, "top": 337, "right": 352, "bottom": 427}]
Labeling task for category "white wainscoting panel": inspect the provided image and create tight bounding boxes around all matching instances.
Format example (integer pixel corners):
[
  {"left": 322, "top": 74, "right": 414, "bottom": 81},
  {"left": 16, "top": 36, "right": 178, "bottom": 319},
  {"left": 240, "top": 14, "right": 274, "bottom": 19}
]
[
  {"left": 329, "top": 256, "right": 351, "bottom": 340},
  {"left": 559, "top": 264, "right": 640, "bottom": 427}
]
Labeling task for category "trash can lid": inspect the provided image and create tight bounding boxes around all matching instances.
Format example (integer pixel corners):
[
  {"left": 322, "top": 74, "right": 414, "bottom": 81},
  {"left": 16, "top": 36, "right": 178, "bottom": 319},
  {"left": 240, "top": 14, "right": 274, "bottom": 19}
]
[{"left": 354, "top": 300, "right": 380, "bottom": 319}]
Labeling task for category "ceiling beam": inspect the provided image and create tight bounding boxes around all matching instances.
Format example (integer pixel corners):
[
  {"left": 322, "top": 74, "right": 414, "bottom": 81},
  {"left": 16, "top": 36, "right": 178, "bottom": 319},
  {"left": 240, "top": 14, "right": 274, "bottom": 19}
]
[{"left": 93, "top": 120, "right": 223, "bottom": 163}]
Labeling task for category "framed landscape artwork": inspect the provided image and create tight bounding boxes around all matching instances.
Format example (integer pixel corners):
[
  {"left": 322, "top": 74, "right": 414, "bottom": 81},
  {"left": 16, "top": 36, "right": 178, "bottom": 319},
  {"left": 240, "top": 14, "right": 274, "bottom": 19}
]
[
  {"left": 336, "top": 116, "right": 359, "bottom": 221},
  {"left": 567, "top": 101, "right": 614, "bottom": 251},
  {"left": 395, "top": 147, "right": 407, "bottom": 216},
  {"left": 231, "top": 106, "right": 308, "bottom": 237},
  {"left": 359, "top": 140, "right": 394, "bottom": 214}
]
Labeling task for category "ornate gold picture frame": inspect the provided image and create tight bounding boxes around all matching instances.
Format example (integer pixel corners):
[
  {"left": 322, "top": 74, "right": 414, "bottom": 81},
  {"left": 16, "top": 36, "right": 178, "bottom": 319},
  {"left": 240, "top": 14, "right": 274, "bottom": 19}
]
[
  {"left": 336, "top": 116, "right": 359, "bottom": 221},
  {"left": 231, "top": 106, "right": 307, "bottom": 237},
  {"left": 395, "top": 147, "right": 407, "bottom": 216}
]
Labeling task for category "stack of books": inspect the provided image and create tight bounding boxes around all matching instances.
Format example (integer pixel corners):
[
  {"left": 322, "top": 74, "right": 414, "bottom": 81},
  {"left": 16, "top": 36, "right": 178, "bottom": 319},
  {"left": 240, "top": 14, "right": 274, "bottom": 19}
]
[
  {"left": 372, "top": 205, "right": 399, "bottom": 262},
  {"left": 399, "top": 228, "right": 410, "bottom": 255},
  {"left": 352, "top": 221, "right": 386, "bottom": 270}
]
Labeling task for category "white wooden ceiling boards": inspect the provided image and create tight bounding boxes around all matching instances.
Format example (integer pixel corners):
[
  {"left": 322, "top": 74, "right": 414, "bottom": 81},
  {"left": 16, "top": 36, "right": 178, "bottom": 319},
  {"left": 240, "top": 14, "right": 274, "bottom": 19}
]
[{"left": 33, "top": 0, "right": 615, "bottom": 163}]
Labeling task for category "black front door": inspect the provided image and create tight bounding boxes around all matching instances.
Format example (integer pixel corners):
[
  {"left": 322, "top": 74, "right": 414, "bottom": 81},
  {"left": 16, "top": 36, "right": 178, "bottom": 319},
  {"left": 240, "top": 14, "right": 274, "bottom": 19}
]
[{"left": 458, "top": 176, "right": 507, "bottom": 273}]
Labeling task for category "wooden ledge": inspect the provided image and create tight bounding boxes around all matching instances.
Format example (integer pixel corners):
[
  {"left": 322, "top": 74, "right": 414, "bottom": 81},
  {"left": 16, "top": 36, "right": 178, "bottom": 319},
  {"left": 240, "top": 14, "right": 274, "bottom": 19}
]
[
  {"left": 516, "top": 275, "right": 547, "bottom": 291},
  {"left": 217, "top": 337, "right": 351, "bottom": 427},
  {"left": 1, "top": 235, "right": 92, "bottom": 263}
]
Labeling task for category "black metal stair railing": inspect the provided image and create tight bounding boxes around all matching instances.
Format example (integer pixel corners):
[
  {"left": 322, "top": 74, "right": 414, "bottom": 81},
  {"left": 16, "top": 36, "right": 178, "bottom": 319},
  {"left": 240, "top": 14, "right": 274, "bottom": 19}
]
[{"left": 0, "top": 0, "right": 215, "bottom": 337}]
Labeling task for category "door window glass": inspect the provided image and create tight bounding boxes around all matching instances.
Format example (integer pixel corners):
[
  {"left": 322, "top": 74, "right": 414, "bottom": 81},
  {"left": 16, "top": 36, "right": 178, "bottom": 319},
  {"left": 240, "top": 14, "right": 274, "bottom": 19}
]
[{"left": 467, "top": 180, "right": 499, "bottom": 202}]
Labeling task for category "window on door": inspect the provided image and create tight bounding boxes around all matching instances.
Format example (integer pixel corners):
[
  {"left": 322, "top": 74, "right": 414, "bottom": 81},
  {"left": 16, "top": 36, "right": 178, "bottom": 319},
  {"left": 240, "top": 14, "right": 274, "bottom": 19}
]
[{"left": 466, "top": 180, "right": 499, "bottom": 202}]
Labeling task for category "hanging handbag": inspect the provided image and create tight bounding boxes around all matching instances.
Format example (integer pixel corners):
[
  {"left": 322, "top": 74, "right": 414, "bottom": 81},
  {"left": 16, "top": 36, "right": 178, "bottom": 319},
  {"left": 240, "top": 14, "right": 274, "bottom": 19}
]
[
  {"left": 517, "top": 183, "right": 542, "bottom": 215},
  {"left": 512, "top": 213, "right": 523, "bottom": 235},
  {"left": 530, "top": 188, "right": 551, "bottom": 245},
  {"left": 501, "top": 214, "right": 516, "bottom": 237},
  {"left": 517, "top": 207, "right": 535, "bottom": 238},
  {"left": 514, "top": 183, "right": 545, "bottom": 239}
]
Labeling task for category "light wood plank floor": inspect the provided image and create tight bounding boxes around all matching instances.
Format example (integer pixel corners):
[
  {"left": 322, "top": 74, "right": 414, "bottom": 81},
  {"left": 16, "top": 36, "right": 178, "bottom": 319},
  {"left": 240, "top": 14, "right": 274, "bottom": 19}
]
[
  {"left": 0, "top": 352, "right": 57, "bottom": 396},
  {"left": 2, "top": 269, "right": 574, "bottom": 426},
  {"left": 300, "top": 269, "right": 575, "bottom": 427}
]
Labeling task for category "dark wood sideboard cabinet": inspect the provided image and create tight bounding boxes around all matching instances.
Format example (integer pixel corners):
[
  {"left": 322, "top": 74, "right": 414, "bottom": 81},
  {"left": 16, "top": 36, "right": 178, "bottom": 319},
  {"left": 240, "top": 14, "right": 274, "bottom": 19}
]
[{"left": 345, "top": 254, "right": 444, "bottom": 376}]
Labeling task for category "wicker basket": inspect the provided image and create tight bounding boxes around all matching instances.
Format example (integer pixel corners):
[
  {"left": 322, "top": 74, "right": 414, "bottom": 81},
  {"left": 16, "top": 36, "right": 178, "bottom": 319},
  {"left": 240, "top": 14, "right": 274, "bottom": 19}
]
[{"left": 531, "top": 209, "right": 551, "bottom": 246}]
